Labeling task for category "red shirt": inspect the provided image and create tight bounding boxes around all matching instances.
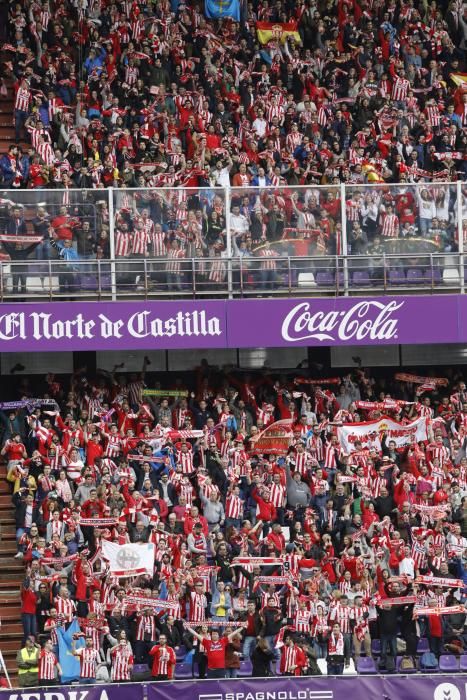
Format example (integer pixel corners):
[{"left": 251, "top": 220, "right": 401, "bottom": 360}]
[
  {"left": 21, "top": 587, "right": 37, "bottom": 614},
  {"left": 203, "top": 637, "right": 228, "bottom": 669}
]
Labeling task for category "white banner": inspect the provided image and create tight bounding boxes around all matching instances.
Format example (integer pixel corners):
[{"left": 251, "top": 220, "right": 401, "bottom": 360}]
[
  {"left": 337, "top": 416, "right": 428, "bottom": 453},
  {"left": 101, "top": 541, "right": 155, "bottom": 576}
]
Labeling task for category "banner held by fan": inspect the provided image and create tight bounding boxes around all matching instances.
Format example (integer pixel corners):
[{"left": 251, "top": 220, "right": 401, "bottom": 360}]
[
  {"left": 256, "top": 21, "right": 301, "bottom": 44},
  {"left": 337, "top": 416, "right": 428, "bottom": 453},
  {"left": 101, "top": 541, "right": 155, "bottom": 576},
  {"left": 249, "top": 418, "right": 293, "bottom": 455}
]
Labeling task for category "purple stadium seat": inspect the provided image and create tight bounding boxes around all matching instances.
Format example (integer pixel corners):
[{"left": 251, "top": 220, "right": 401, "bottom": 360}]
[
  {"left": 416, "top": 638, "right": 430, "bottom": 654},
  {"left": 424, "top": 268, "right": 442, "bottom": 285},
  {"left": 396, "top": 656, "right": 417, "bottom": 673},
  {"left": 356, "top": 656, "right": 377, "bottom": 674},
  {"left": 406, "top": 267, "right": 426, "bottom": 284},
  {"left": 459, "top": 655, "right": 467, "bottom": 671},
  {"left": 389, "top": 268, "right": 406, "bottom": 285},
  {"left": 81, "top": 274, "right": 98, "bottom": 291},
  {"left": 175, "top": 663, "right": 193, "bottom": 679},
  {"left": 337, "top": 271, "right": 345, "bottom": 289},
  {"left": 351, "top": 271, "right": 371, "bottom": 286},
  {"left": 315, "top": 271, "right": 334, "bottom": 287},
  {"left": 132, "top": 663, "right": 148, "bottom": 674},
  {"left": 238, "top": 660, "right": 253, "bottom": 677},
  {"left": 438, "top": 654, "right": 459, "bottom": 672},
  {"left": 371, "top": 639, "right": 381, "bottom": 655}
]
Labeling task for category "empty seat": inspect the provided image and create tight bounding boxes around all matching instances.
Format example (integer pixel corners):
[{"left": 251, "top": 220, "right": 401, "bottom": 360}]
[
  {"left": 297, "top": 272, "right": 316, "bottom": 287},
  {"left": 238, "top": 660, "right": 252, "bottom": 677},
  {"left": 351, "top": 271, "right": 371, "bottom": 286},
  {"left": 424, "top": 268, "right": 442, "bottom": 285},
  {"left": 371, "top": 639, "right": 381, "bottom": 655},
  {"left": 416, "top": 638, "right": 429, "bottom": 654},
  {"left": 443, "top": 267, "right": 460, "bottom": 285},
  {"left": 438, "top": 654, "right": 459, "bottom": 672},
  {"left": 315, "top": 271, "right": 335, "bottom": 287},
  {"left": 174, "top": 663, "right": 193, "bottom": 679},
  {"left": 389, "top": 268, "right": 406, "bottom": 285},
  {"left": 459, "top": 655, "right": 467, "bottom": 671},
  {"left": 406, "top": 267, "right": 426, "bottom": 284},
  {"left": 356, "top": 656, "right": 377, "bottom": 674}
]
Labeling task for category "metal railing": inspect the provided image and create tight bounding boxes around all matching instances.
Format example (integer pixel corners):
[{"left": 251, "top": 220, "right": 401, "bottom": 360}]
[
  {"left": 0, "top": 181, "right": 464, "bottom": 300},
  {"left": 0, "top": 252, "right": 463, "bottom": 300}
]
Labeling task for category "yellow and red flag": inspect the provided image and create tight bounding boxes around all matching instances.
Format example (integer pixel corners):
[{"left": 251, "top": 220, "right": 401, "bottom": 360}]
[
  {"left": 256, "top": 21, "right": 301, "bottom": 45},
  {"left": 450, "top": 73, "right": 467, "bottom": 87}
]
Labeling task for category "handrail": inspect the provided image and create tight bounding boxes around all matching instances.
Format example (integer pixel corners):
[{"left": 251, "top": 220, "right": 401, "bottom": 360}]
[{"left": 0, "top": 252, "right": 462, "bottom": 300}]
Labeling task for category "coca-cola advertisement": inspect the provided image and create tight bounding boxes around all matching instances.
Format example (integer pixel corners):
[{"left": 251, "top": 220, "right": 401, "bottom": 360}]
[{"left": 0, "top": 295, "right": 462, "bottom": 351}]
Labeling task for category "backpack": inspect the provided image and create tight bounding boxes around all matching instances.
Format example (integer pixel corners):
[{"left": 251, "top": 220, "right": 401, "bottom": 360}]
[
  {"left": 400, "top": 656, "right": 415, "bottom": 671},
  {"left": 420, "top": 652, "right": 437, "bottom": 669}
]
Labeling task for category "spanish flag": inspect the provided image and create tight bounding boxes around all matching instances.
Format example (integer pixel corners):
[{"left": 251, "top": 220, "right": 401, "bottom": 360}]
[
  {"left": 450, "top": 73, "right": 467, "bottom": 87},
  {"left": 256, "top": 20, "right": 301, "bottom": 45}
]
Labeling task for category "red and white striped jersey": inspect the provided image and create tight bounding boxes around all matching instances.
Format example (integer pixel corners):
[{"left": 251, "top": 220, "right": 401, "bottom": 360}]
[
  {"left": 54, "top": 596, "right": 76, "bottom": 622},
  {"left": 177, "top": 450, "right": 194, "bottom": 474},
  {"left": 391, "top": 77, "right": 410, "bottom": 102},
  {"left": 125, "top": 65, "right": 139, "bottom": 86},
  {"left": 281, "top": 644, "right": 299, "bottom": 673},
  {"left": 324, "top": 443, "right": 339, "bottom": 469},
  {"left": 110, "top": 643, "right": 134, "bottom": 681},
  {"left": 189, "top": 591, "right": 207, "bottom": 621},
  {"left": 259, "top": 248, "right": 278, "bottom": 270},
  {"left": 293, "top": 608, "right": 313, "bottom": 633},
  {"left": 75, "top": 647, "right": 99, "bottom": 678},
  {"left": 15, "top": 86, "right": 31, "bottom": 111},
  {"left": 411, "top": 540, "right": 428, "bottom": 570},
  {"left": 286, "top": 131, "right": 302, "bottom": 152},
  {"left": 294, "top": 452, "right": 310, "bottom": 476},
  {"left": 131, "top": 228, "right": 149, "bottom": 256},
  {"left": 152, "top": 230, "right": 167, "bottom": 257},
  {"left": 225, "top": 493, "right": 244, "bottom": 519},
  {"left": 104, "top": 433, "right": 121, "bottom": 457},
  {"left": 269, "top": 482, "right": 286, "bottom": 507},
  {"left": 209, "top": 258, "right": 227, "bottom": 283},
  {"left": 166, "top": 248, "right": 185, "bottom": 274},
  {"left": 136, "top": 614, "right": 156, "bottom": 641},
  {"left": 350, "top": 604, "right": 369, "bottom": 629},
  {"left": 306, "top": 435, "right": 324, "bottom": 462},
  {"left": 329, "top": 604, "right": 351, "bottom": 634},
  {"left": 39, "top": 650, "right": 58, "bottom": 680},
  {"left": 150, "top": 645, "right": 175, "bottom": 676},
  {"left": 381, "top": 213, "right": 399, "bottom": 238}
]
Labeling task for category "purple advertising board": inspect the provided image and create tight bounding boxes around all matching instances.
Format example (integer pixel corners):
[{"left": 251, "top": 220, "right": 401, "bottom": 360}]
[
  {"left": 0, "top": 295, "right": 464, "bottom": 352},
  {"left": 147, "top": 676, "right": 467, "bottom": 700},
  {"left": 1, "top": 677, "right": 465, "bottom": 700}
]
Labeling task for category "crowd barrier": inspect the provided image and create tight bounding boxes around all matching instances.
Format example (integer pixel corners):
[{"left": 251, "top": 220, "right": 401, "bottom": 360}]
[
  {"left": 0, "top": 183, "right": 465, "bottom": 299},
  {"left": 0, "top": 675, "right": 464, "bottom": 700}
]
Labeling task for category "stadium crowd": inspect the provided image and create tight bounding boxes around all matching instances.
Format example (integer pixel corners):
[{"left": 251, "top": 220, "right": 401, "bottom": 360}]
[
  {"left": 0, "top": 0, "right": 466, "bottom": 287},
  {"left": 3, "top": 363, "right": 467, "bottom": 684}
]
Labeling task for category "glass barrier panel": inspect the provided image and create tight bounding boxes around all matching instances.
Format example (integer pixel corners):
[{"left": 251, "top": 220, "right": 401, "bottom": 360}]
[
  {"left": 112, "top": 187, "right": 226, "bottom": 294},
  {"left": 345, "top": 182, "right": 459, "bottom": 257}
]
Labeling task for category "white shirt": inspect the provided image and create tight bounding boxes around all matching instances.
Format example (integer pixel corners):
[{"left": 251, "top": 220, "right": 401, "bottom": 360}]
[
  {"left": 399, "top": 557, "right": 415, "bottom": 579},
  {"left": 252, "top": 118, "right": 267, "bottom": 137},
  {"left": 213, "top": 167, "right": 231, "bottom": 188}
]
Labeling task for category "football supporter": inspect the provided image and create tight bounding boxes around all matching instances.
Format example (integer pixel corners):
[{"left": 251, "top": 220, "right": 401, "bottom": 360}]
[{"left": 4, "top": 364, "right": 467, "bottom": 684}]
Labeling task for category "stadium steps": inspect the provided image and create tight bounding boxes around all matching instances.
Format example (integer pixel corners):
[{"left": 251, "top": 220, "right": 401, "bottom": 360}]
[
  {"left": 0, "top": 79, "right": 29, "bottom": 150},
  {"left": 0, "top": 464, "right": 21, "bottom": 686}
]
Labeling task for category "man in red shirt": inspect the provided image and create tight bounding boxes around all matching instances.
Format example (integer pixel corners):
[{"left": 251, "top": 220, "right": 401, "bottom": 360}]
[
  {"left": 149, "top": 634, "right": 176, "bottom": 680},
  {"left": 184, "top": 623, "right": 242, "bottom": 678}
]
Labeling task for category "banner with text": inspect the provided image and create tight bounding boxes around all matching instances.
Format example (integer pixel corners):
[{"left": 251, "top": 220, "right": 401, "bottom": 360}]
[
  {"left": 0, "top": 295, "right": 465, "bottom": 351},
  {"left": 337, "top": 416, "right": 428, "bottom": 453},
  {"left": 148, "top": 676, "right": 467, "bottom": 700},
  {"left": 0, "top": 676, "right": 465, "bottom": 700}
]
